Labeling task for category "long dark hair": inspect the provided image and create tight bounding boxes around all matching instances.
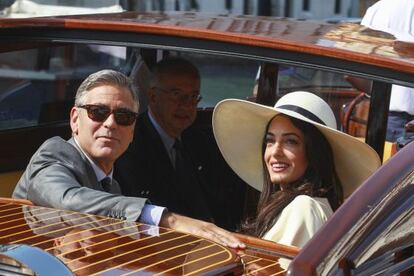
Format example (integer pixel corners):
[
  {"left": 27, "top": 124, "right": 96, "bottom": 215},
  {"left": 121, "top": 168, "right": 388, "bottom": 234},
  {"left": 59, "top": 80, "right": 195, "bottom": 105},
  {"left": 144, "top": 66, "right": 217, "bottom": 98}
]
[{"left": 243, "top": 115, "right": 343, "bottom": 237}]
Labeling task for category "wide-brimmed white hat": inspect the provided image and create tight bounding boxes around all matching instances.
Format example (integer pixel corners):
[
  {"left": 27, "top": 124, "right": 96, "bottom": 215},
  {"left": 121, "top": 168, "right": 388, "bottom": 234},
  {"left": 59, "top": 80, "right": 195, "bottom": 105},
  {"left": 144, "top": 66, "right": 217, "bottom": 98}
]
[{"left": 213, "top": 91, "right": 381, "bottom": 197}]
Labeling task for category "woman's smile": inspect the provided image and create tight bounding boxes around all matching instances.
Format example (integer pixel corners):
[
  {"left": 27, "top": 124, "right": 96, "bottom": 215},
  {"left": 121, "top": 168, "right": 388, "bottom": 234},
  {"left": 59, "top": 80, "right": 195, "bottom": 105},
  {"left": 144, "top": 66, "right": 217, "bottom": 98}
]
[{"left": 270, "top": 161, "right": 289, "bottom": 172}]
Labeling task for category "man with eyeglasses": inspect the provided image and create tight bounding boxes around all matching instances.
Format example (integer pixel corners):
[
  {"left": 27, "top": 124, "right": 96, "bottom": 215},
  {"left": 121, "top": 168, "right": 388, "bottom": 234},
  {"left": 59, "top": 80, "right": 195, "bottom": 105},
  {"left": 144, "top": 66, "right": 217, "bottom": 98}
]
[
  {"left": 12, "top": 69, "right": 244, "bottom": 249},
  {"left": 115, "top": 58, "right": 244, "bottom": 230}
]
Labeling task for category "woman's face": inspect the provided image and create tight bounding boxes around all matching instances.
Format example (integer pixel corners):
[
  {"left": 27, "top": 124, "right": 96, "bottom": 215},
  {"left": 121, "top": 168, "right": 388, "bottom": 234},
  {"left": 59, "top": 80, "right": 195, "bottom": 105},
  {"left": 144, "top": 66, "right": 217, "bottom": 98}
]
[{"left": 264, "top": 115, "right": 308, "bottom": 189}]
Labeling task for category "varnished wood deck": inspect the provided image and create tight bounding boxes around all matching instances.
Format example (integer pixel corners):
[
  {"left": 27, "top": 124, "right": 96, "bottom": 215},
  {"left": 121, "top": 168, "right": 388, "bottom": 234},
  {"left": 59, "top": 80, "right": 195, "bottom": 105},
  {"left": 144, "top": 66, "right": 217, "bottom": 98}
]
[{"left": 0, "top": 203, "right": 291, "bottom": 275}]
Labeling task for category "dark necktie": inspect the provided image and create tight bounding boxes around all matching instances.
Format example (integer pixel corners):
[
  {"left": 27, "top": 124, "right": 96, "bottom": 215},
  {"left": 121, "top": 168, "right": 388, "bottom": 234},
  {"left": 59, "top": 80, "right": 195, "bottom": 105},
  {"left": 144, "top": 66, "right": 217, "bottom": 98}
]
[
  {"left": 173, "top": 139, "right": 212, "bottom": 221},
  {"left": 100, "top": 177, "right": 112, "bottom": 193},
  {"left": 173, "top": 139, "right": 185, "bottom": 170}
]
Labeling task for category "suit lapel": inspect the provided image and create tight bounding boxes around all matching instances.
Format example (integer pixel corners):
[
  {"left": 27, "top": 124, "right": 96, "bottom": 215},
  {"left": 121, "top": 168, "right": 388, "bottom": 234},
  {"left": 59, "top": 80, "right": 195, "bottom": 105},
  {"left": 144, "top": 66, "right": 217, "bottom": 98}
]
[
  {"left": 141, "top": 112, "right": 175, "bottom": 172},
  {"left": 67, "top": 137, "right": 100, "bottom": 188}
]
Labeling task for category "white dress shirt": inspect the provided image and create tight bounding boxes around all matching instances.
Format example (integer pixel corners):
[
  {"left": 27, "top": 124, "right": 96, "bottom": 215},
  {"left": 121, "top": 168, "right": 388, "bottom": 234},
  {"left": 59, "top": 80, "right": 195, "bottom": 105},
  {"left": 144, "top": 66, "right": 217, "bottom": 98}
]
[{"left": 148, "top": 107, "right": 177, "bottom": 166}]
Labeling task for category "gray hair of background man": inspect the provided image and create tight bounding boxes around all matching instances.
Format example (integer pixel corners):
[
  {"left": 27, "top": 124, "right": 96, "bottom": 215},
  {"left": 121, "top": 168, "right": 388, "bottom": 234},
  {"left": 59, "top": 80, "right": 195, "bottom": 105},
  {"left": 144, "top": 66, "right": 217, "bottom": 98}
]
[
  {"left": 75, "top": 69, "right": 139, "bottom": 110},
  {"left": 149, "top": 58, "right": 200, "bottom": 88}
]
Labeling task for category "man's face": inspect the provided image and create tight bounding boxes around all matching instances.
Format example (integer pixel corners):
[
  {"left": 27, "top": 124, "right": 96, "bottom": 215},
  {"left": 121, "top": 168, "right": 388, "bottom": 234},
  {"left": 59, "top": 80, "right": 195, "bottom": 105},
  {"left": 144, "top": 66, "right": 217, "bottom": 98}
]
[
  {"left": 70, "top": 85, "right": 137, "bottom": 173},
  {"left": 149, "top": 73, "right": 200, "bottom": 138}
]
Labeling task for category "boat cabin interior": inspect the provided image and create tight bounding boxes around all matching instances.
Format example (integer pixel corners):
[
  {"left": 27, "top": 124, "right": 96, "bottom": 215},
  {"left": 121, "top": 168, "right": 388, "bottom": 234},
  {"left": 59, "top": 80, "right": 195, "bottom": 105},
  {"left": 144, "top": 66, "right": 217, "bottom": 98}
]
[{"left": 0, "top": 40, "right": 404, "bottom": 229}]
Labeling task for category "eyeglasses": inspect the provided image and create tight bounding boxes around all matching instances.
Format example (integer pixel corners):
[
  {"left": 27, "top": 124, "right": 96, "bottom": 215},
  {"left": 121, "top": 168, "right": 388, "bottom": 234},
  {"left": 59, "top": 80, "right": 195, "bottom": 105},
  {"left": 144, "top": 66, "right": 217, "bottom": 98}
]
[
  {"left": 77, "top": 104, "right": 138, "bottom": 126},
  {"left": 155, "top": 87, "right": 202, "bottom": 105}
]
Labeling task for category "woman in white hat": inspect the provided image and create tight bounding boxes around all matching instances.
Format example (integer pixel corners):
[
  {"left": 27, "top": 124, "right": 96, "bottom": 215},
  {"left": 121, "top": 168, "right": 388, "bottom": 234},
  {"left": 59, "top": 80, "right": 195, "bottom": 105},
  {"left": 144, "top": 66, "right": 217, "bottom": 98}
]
[{"left": 213, "top": 91, "right": 381, "bottom": 248}]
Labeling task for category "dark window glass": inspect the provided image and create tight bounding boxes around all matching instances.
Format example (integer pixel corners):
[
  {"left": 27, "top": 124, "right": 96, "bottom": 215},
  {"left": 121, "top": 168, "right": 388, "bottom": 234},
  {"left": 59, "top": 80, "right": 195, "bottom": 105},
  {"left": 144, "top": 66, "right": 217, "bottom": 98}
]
[
  {"left": 0, "top": 44, "right": 129, "bottom": 130},
  {"left": 303, "top": 0, "right": 310, "bottom": 11},
  {"left": 335, "top": 0, "right": 341, "bottom": 14},
  {"left": 170, "top": 52, "right": 259, "bottom": 108}
]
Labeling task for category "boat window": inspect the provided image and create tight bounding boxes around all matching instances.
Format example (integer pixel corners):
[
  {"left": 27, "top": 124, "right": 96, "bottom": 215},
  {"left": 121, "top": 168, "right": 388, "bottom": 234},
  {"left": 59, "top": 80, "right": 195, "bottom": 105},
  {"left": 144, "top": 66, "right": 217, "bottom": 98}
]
[
  {"left": 0, "top": 44, "right": 129, "bottom": 130},
  {"left": 170, "top": 51, "right": 259, "bottom": 108}
]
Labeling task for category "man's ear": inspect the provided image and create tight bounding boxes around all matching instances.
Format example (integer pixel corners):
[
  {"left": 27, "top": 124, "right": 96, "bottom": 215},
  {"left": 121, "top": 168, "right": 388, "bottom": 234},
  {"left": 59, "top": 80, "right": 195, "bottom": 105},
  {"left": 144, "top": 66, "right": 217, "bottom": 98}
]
[{"left": 70, "top": 106, "right": 79, "bottom": 135}]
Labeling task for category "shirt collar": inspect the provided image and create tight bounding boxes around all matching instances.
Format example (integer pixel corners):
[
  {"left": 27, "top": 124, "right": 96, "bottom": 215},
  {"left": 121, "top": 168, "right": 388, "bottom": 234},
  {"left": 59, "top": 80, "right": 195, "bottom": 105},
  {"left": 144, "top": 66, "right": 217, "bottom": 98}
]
[
  {"left": 73, "top": 137, "right": 113, "bottom": 182},
  {"left": 148, "top": 108, "right": 176, "bottom": 152}
]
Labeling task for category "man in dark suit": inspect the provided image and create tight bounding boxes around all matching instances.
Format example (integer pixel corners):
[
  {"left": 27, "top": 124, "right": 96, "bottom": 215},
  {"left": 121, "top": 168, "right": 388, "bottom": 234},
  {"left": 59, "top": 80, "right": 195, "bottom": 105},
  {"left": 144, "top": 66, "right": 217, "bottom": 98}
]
[
  {"left": 115, "top": 59, "right": 211, "bottom": 221},
  {"left": 12, "top": 69, "right": 244, "bottom": 249},
  {"left": 115, "top": 59, "right": 246, "bottom": 230}
]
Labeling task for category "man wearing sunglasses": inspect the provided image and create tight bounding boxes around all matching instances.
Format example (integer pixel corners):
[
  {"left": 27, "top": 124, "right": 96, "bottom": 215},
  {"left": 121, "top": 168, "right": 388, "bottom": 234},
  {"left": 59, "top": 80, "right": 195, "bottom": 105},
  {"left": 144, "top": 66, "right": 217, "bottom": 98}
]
[{"left": 12, "top": 69, "right": 244, "bottom": 249}]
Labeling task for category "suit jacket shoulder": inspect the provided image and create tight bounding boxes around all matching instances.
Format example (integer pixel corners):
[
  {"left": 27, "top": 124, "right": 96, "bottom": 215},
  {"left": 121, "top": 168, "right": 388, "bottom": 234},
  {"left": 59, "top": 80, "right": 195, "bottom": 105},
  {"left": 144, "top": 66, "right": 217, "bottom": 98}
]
[{"left": 13, "top": 136, "right": 147, "bottom": 221}]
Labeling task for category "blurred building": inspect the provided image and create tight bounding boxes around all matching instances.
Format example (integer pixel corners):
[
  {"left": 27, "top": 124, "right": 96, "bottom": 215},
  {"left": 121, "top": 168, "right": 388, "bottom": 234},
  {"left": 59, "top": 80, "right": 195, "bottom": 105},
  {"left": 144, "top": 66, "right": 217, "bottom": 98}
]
[
  {"left": 2, "top": 0, "right": 122, "bottom": 17},
  {"left": 3, "top": 0, "right": 377, "bottom": 19},
  {"left": 125, "top": 0, "right": 358, "bottom": 19}
]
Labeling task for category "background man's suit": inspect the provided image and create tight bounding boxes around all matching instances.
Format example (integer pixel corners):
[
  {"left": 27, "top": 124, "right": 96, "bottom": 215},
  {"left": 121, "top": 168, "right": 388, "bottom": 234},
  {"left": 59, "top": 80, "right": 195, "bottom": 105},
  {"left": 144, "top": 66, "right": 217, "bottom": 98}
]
[
  {"left": 13, "top": 136, "right": 147, "bottom": 221},
  {"left": 115, "top": 111, "right": 246, "bottom": 230}
]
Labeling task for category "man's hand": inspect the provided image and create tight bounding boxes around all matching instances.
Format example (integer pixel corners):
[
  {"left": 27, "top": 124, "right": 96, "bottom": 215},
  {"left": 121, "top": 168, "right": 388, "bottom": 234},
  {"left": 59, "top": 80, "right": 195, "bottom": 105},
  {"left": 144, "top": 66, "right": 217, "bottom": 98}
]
[{"left": 160, "top": 211, "right": 245, "bottom": 249}]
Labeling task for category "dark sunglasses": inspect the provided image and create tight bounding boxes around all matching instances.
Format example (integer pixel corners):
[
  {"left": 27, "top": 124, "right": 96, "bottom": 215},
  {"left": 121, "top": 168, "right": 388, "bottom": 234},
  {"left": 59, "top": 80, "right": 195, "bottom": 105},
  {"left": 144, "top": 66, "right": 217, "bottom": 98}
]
[{"left": 77, "top": 104, "right": 138, "bottom": 126}]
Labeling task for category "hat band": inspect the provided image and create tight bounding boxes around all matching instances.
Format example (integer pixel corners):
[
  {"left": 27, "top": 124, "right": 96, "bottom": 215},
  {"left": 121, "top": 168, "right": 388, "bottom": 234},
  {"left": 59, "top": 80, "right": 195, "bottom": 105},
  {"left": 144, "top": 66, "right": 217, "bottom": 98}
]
[{"left": 277, "top": 104, "right": 326, "bottom": 126}]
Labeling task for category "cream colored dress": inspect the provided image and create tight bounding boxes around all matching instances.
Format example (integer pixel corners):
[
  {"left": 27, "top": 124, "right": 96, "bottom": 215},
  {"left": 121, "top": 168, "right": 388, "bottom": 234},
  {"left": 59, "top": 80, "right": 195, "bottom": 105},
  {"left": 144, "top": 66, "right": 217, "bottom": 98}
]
[{"left": 262, "top": 195, "right": 333, "bottom": 248}]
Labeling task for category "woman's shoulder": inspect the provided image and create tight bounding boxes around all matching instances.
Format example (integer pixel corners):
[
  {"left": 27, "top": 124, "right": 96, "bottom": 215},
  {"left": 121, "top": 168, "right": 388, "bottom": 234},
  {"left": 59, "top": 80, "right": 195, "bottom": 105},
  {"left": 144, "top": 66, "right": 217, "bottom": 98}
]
[
  {"left": 262, "top": 194, "right": 334, "bottom": 247},
  {"left": 290, "top": 194, "right": 325, "bottom": 206},
  {"left": 287, "top": 195, "right": 333, "bottom": 218}
]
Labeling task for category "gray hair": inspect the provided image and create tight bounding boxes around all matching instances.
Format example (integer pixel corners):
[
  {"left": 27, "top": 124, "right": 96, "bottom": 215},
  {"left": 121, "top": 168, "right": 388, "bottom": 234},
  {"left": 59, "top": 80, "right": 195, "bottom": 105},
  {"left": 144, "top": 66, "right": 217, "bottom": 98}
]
[
  {"left": 75, "top": 69, "right": 139, "bottom": 110},
  {"left": 150, "top": 58, "right": 200, "bottom": 88}
]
